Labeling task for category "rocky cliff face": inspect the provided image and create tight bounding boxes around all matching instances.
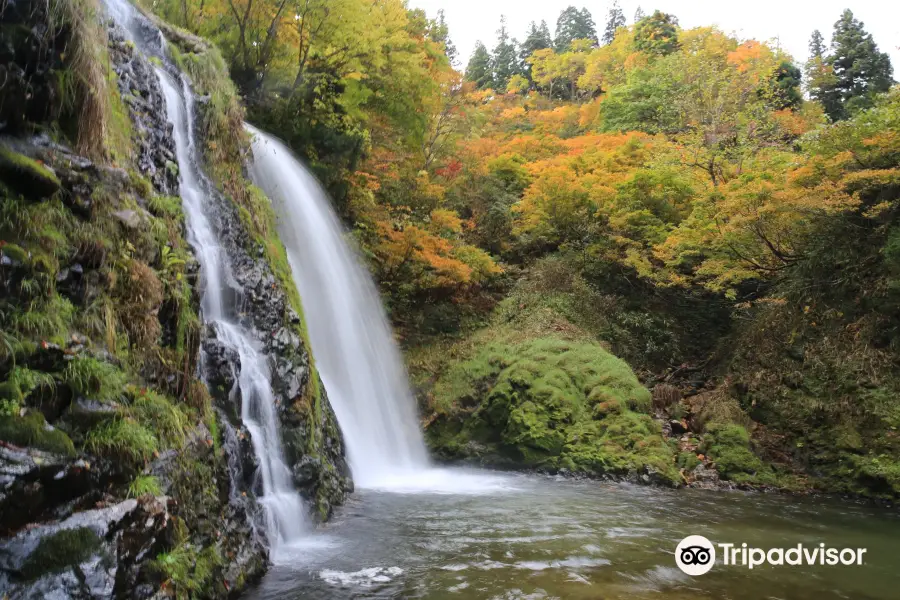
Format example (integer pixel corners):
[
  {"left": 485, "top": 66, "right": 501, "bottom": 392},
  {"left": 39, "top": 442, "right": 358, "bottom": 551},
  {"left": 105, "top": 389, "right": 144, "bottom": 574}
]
[{"left": 0, "top": 1, "right": 350, "bottom": 597}]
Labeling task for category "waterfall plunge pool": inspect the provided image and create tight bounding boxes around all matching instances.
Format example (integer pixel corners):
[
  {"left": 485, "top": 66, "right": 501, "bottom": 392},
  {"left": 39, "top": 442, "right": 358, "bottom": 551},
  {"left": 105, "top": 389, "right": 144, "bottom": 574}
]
[{"left": 247, "top": 469, "right": 900, "bottom": 600}]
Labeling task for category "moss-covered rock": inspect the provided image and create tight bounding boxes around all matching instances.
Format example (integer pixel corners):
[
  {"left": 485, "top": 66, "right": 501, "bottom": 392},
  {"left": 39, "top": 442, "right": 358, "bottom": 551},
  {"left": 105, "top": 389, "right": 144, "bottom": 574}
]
[
  {"left": 0, "top": 411, "right": 76, "bottom": 456},
  {"left": 425, "top": 335, "right": 679, "bottom": 484},
  {"left": 0, "top": 147, "right": 61, "bottom": 199},
  {"left": 19, "top": 527, "right": 102, "bottom": 580}
]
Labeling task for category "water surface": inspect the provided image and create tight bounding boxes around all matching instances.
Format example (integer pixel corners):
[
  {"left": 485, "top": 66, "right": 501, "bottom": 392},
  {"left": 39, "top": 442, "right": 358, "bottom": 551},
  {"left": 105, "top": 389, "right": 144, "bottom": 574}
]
[{"left": 249, "top": 469, "right": 899, "bottom": 600}]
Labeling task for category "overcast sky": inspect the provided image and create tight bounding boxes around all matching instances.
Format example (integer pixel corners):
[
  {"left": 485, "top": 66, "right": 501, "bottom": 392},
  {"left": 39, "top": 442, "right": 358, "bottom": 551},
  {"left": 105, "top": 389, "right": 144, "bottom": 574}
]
[{"left": 408, "top": 0, "right": 900, "bottom": 73}]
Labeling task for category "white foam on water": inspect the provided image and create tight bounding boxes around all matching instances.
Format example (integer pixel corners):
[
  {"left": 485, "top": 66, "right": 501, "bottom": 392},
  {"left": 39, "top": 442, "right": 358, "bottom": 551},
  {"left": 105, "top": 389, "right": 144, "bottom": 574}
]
[
  {"left": 319, "top": 567, "right": 404, "bottom": 587},
  {"left": 360, "top": 467, "right": 521, "bottom": 495}
]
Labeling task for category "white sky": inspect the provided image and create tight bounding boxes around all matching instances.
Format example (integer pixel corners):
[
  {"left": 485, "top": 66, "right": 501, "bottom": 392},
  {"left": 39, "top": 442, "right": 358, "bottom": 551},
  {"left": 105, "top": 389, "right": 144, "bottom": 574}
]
[{"left": 409, "top": 0, "right": 900, "bottom": 72}]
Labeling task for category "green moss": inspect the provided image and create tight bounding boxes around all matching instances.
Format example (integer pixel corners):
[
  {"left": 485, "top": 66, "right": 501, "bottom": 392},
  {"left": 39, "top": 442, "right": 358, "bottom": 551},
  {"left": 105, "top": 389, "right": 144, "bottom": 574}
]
[
  {"left": 0, "top": 411, "right": 76, "bottom": 456},
  {"left": 701, "top": 423, "right": 771, "bottom": 482},
  {"left": 85, "top": 417, "right": 158, "bottom": 462},
  {"left": 4, "top": 294, "right": 75, "bottom": 343},
  {"left": 153, "top": 541, "right": 224, "bottom": 597},
  {"left": 677, "top": 451, "right": 701, "bottom": 471},
  {"left": 168, "top": 452, "right": 219, "bottom": 536},
  {"left": 106, "top": 68, "right": 134, "bottom": 165},
  {"left": 1, "top": 242, "right": 29, "bottom": 263},
  {"left": 63, "top": 356, "right": 127, "bottom": 401},
  {"left": 426, "top": 335, "right": 678, "bottom": 483},
  {"left": 128, "top": 170, "right": 153, "bottom": 198},
  {"left": 0, "top": 147, "right": 61, "bottom": 199},
  {"left": 20, "top": 527, "right": 102, "bottom": 580}
]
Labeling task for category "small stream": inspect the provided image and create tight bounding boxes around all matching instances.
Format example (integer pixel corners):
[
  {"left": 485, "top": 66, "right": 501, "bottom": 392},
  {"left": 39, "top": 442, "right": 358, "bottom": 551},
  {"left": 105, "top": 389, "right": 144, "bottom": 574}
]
[{"left": 247, "top": 469, "right": 900, "bottom": 600}]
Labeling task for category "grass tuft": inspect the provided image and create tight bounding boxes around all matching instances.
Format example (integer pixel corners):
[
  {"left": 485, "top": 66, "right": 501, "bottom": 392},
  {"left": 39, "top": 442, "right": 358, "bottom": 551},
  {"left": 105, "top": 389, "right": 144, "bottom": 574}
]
[
  {"left": 63, "top": 356, "right": 127, "bottom": 402},
  {"left": 130, "top": 390, "right": 189, "bottom": 449},
  {"left": 85, "top": 417, "right": 158, "bottom": 462},
  {"left": 128, "top": 474, "right": 162, "bottom": 498}
]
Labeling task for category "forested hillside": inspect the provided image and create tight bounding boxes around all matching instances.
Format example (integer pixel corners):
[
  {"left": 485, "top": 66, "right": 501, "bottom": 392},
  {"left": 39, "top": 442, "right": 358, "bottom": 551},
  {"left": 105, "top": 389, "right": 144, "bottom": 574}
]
[{"left": 142, "top": 1, "right": 900, "bottom": 499}]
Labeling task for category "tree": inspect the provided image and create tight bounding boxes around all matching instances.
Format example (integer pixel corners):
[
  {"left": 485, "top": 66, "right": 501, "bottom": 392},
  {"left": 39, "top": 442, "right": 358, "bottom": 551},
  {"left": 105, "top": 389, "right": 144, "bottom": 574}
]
[
  {"left": 809, "top": 29, "right": 826, "bottom": 59},
  {"left": 528, "top": 44, "right": 589, "bottom": 100},
  {"left": 554, "top": 6, "right": 598, "bottom": 51},
  {"left": 634, "top": 10, "right": 679, "bottom": 56},
  {"left": 466, "top": 41, "right": 494, "bottom": 89},
  {"left": 429, "top": 9, "right": 458, "bottom": 65},
  {"left": 805, "top": 30, "right": 837, "bottom": 112},
  {"left": 492, "top": 16, "right": 521, "bottom": 92},
  {"left": 634, "top": 6, "right": 645, "bottom": 23},
  {"left": 772, "top": 61, "right": 803, "bottom": 109},
  {"left": 520, "top": 20, "right": 553, "bottom": 71},
  {"left": 820, "top": 10, "right": 894, "bottom": 120},
  {"left": 603, "top": 1, "right": 626, "bottom": 46},
  {"left": 506, "top": 74, "right": 529, "bottom": 94},
  {"left": 421, "top": 72, "right": 475, "bottom": 171}
]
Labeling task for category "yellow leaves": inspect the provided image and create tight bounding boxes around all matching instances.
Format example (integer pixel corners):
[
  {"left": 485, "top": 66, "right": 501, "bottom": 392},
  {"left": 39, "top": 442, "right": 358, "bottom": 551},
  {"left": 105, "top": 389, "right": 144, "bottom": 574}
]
[
  {"left": 772, "top": 109, "right": 813, "bottom": 137},
  {"left": 726, "top": 40, "right": 776, "bottom": 80},
  {"left": 501, "top": 106, "right": 527, "bottom": 120},
  {"left": 373, "top": 209, "right": 500, "bottom": 293},
  {"left": 841, "top": 169, "right": 900, "bottom": 197},
  {"left": 863, "top": 201, "right": 893, "bottom": 219},
  {"left": 505, "top": 74, "right": 529, "bottom": 95},
  {"left": 429, "top": 208, "right": 463, "bottom": 234}
]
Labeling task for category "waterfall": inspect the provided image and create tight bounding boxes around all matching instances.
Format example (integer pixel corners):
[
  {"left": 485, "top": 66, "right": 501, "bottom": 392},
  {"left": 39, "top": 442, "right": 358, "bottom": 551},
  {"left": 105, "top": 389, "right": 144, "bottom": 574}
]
[
  {"left": 103, "top": 0, "right": 307, "bottom": 548},
  {"left": 246, "top": 127, "right": 430, "bottom": 488}
]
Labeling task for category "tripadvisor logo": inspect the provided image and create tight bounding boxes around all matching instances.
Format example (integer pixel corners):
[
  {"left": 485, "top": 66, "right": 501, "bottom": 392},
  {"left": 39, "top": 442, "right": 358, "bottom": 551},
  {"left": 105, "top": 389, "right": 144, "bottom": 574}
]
[
  {"left": 675, "top": 535, "right": 868, "bottom": 576},
  {"left": 676, "top": 535, "right": 716, "bottom": 575}
]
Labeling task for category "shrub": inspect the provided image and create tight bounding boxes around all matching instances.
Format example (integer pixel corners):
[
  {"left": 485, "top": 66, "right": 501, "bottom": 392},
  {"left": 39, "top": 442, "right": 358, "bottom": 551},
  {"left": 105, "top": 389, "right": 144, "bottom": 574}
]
[{"left": 701, "top": 423, "right": 767, "bottom": 481}]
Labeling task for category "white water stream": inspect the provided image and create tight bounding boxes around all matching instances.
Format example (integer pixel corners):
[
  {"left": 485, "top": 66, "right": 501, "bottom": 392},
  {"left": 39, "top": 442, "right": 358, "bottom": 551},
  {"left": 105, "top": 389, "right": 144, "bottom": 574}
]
[{"left": 246, "top": 127, "right": 431, "bottom": 488}]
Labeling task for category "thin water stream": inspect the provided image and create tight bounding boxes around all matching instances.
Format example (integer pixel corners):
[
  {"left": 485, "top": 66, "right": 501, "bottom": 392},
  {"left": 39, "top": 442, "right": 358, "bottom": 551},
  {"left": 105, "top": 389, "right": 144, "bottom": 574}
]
[{"left": 104, "top": 0, "right": 309, "bottom": 548}]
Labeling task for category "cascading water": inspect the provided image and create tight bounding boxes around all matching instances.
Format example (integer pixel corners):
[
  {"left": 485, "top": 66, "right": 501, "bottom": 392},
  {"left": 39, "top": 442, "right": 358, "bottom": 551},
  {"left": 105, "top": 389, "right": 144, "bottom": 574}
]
[
  {"left": 246, "top": 127, "right": 430, "bottom": 488},
  {"left": 103, "top": 0, "right": 307, "bottom": 549}
]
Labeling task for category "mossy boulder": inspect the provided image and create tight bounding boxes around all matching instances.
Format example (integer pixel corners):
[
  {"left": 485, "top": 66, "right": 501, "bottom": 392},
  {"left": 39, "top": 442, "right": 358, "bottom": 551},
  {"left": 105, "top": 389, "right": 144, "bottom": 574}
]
[
  {"left": 0, "top": 411, "right": 75, "bottom": 456},
  {"left": 426, "top": 336, "right": 679, "bottom": 484},
  {"left": 19, "top": 527, "right": 102, "bottom": 580},
  {"left": 701, "top": 424, "right": 764, "bottom": 479},
  {"left": 0, "top": 147, "right": 61, "bottom": 200}
]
